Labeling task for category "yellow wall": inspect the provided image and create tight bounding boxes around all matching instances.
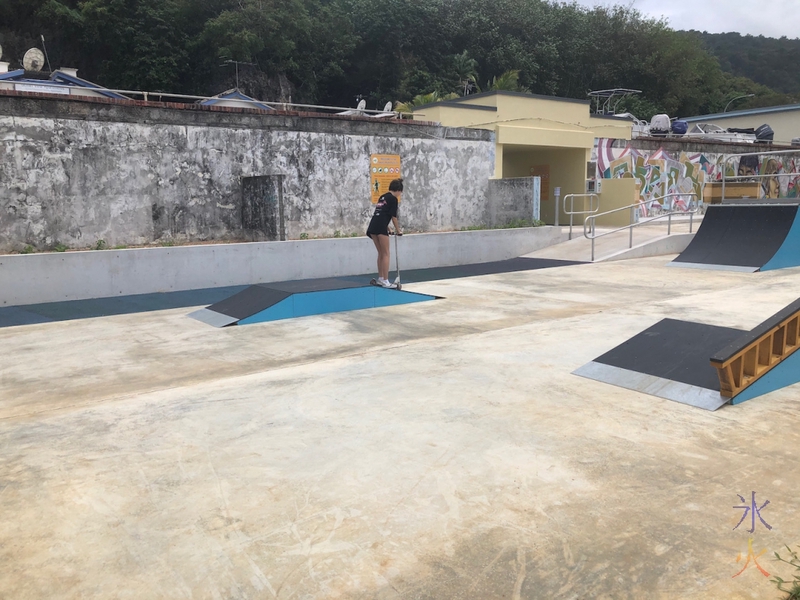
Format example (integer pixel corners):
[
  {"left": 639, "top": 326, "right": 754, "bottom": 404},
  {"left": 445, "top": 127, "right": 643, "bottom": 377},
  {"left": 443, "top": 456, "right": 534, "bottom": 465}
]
[
  {"left": 410, "top": 92, "right": 633, "bottom": 216},
  {"left": 502, "top": 147, "right": 590, "bottom": 225},
  {"left": 412, "top": 92, "right": 633, "bottom": 143},
  {"left": 688, "top": 109, "right": 800, "bottom": 145},
  {"left": 412, "top": 104, "right": 497, "bottom": 130},
  {"left": 596, "top": 178, "right": 637, "bottom": 227}
]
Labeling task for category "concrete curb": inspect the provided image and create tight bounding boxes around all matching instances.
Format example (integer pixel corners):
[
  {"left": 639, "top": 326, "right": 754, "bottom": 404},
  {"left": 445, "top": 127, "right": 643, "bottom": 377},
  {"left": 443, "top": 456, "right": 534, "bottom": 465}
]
[
  {"left": 598, "top": 233, "right": 695, "bottom": 262},
  {"left": 0, "top": 227, "right": 568, "bottom": 306}
]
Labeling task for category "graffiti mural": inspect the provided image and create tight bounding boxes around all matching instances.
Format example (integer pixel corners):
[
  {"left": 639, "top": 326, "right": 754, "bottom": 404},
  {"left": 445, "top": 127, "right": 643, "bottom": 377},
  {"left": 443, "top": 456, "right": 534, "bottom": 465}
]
[{"left": 594, "top": 139, "right": 800, "bottom": 217}]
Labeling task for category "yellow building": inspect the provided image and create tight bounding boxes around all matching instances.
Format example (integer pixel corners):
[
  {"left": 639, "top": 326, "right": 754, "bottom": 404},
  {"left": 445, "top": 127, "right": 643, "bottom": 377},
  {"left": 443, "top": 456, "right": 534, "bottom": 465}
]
[{"left": 411, "top": 91, "right": 632, "bottom": 224}]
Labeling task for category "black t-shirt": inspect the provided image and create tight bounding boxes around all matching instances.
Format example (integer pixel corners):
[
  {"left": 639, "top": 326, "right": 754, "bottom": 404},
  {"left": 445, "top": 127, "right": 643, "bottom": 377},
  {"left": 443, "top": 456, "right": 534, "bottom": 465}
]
[{"left": 367, "top": 192, "right": 398, "bottom": 232}]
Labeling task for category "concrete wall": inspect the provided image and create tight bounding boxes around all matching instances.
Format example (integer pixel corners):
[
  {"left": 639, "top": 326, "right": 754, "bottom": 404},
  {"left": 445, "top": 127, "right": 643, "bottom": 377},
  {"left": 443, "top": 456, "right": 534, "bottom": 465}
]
[
  {"left": 486, "top": 177, "right": 536, "bottom": 226},
  {"left": 0, "top": 227, "right": 567, "bottom": 306},
  {"left": 0, "top": 94, "right": 495, "bottom": 252}
]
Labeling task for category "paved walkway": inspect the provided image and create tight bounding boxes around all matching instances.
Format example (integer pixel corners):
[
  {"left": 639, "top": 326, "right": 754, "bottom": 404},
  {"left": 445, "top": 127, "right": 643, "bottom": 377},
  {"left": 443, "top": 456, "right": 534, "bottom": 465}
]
[{"left": 1, "top": 253, "right": 797, "bottom": 599}]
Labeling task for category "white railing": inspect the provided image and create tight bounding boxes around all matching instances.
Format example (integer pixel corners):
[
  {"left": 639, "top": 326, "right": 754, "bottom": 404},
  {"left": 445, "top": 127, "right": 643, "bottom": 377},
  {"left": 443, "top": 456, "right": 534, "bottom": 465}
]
[
  {"left": 583, "top": 192, "right": 699, "bottom": 261},
  {"left": 562, "top": 193, "right": 600, "bottom": 239}
]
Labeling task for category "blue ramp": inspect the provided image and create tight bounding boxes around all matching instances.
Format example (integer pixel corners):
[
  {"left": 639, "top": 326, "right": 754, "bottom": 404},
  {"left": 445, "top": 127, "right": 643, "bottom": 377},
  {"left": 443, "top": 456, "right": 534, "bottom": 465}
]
[
  {"left": 761, "top": 208, "right": 800, "bottom": 271},
  {"left": 732, "top": 349, "right": 800, "bottom": 404},
  {"left": 191, "top": 280, "right": 438, "bottom": 327},
  {"left": 239, "top": 286, "right": 435, "bottom": 324}
]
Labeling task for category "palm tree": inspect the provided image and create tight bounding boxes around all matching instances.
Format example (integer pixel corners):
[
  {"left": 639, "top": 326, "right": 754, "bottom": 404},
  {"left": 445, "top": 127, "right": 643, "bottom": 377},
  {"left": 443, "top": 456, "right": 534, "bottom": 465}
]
[
  {"left": 453, "top": 50, "right": 479, "bottom": 96},
  {"left": 395, "top": 91, "right": 459, "bottom": 113},
  {"left": 487, "top": 69, "right": 528, "bottom": 92}
]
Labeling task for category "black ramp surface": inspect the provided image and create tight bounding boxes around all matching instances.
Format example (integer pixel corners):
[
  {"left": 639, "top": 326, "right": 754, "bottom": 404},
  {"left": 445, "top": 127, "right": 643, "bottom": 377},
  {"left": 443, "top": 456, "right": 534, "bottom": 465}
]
[
  {"left": 0, "top": 285, "right": 247, "bottom": 329},
  {"left": 207, "top": 285, "right": 292, "bottom": 319},
  {"left": 268, "top": 278, "right": 366, "bottom": 294},
  {"left": 673, "top": 204, "right": 798, "bottom": 269},
  {"left": 595, "top": 318, "right": 746, "bottom": 391},
  {"left": 384, "top": 257, "right": 583, "bottom": 283}
]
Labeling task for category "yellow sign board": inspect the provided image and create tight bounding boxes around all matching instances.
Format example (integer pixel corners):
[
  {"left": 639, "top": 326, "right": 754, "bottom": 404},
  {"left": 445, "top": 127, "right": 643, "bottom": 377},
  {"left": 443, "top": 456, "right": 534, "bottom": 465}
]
[{"left": 370, "top": 154, "right": 402, "bottom": 204}]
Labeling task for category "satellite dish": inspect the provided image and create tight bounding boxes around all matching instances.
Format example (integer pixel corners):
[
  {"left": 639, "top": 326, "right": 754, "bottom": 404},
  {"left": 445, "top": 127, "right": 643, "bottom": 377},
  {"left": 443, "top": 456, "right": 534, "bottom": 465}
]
[
  {"left": 356, "top": 99, "right": 366, "bottom": 110},
  {"left": 23, "top": 48, "right": 46, "bottom": 72},
  {"left": 382, "top": 101, "right": 392, "bottom": 112}
]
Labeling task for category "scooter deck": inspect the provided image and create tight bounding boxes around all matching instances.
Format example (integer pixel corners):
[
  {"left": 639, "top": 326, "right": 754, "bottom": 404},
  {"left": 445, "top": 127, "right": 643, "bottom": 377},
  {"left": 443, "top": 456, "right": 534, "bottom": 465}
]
[{"left": 369, "top": 279, "right": 402, "bottom": 290}]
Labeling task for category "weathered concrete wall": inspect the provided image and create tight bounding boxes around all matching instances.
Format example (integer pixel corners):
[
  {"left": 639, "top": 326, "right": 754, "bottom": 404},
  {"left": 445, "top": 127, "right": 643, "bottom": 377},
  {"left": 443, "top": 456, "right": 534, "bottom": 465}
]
[
  {"left": 0, "top": 94, "right": 495, "bottom": 252},
  {"left": 0, "top": 227, "right": 568, "bottom": 306},
  {"left": 486, "top": 177, "right": 536, "bottom": 227}
]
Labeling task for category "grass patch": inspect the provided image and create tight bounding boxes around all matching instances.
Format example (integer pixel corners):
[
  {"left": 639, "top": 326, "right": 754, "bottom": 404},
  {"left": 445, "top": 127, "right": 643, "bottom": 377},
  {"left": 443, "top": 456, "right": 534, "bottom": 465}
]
[
  {"left": 772, "top": 545, "right": 800, "bottom": 599},
  {"left": 20, "top": 245, "right": 35, "bottom": 254},
  {"left": 94, "top": 239, "right": 107, "bottom": 250},
  {"left": 460, "top": 218, "right": 546, "bottom": 232},
  {"left": 52, "top": 243, "right": 68, "bottom": 252}
]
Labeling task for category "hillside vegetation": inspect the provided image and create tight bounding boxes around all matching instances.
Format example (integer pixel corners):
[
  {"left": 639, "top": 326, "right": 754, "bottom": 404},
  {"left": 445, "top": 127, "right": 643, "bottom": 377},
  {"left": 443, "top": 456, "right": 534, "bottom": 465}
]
[
  {"left": 696, "top": 31, "right": 800, "bottom": 96},
  {"left": 0, "top": 0, "right": 797, "bottom": 119}
]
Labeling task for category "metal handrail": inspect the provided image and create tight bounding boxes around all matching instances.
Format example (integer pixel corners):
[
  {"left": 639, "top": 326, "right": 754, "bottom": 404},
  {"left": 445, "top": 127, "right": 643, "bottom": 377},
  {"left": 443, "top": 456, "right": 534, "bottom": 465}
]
[
  {"left": 563, "top": 193, "right": 600, "bottom": 239},
  {"left": 583, "top": 192, "right": 699, "bottom": 262},
  {"left": 722, "top": 149, "right": 800, "bottom": 201}
]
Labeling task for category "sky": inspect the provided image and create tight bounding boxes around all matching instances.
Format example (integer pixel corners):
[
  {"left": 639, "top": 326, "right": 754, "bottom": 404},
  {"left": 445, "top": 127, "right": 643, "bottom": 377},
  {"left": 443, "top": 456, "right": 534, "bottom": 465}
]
[{"left": 568, "top": 0, "right": 800, "bottom": 39}]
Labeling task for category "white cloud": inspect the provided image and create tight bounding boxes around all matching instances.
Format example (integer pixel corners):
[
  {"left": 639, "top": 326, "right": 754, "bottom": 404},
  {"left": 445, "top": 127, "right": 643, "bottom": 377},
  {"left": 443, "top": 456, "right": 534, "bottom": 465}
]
[{"left": 566, "top": 0, "right": 800, "bottom": 39}]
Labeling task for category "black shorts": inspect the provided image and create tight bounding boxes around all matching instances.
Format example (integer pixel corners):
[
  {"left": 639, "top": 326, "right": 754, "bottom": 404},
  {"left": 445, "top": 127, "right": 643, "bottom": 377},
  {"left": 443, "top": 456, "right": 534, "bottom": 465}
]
[{"left": 366, "top": 225, "right": 389, "bottom": 238}]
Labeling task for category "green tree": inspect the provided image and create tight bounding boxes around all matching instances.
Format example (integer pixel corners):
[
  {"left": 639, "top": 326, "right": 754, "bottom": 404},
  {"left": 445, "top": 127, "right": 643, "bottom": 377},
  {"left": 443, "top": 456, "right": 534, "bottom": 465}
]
[
  {"left": 487, "top": 69, "right": 527, "bottom": 92},
  {"left": 395, "top": 91, "right": 458, "bottom": 113},
  {"left": 452, "top": 50, "right": 478, "bottom": 95}
]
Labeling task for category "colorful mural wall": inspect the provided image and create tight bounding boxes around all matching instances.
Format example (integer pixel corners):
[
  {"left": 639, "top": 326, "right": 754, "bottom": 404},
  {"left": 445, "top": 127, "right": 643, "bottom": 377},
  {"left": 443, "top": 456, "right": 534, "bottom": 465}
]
[{"left": 594, "top": 139, "right": 800, "bottom": 217}]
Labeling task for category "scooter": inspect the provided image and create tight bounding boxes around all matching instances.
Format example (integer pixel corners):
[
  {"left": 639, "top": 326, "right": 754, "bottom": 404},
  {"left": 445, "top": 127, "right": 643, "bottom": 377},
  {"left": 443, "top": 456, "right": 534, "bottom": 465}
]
[{"left": 370, "top": 231, "right": 403, "bottom": 290}]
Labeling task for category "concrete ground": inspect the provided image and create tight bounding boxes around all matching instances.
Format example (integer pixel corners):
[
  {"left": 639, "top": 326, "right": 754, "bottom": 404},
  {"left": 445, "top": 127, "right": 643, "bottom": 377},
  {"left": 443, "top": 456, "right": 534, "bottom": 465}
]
[{"left": 1, "top": 252, "right": 799, "bottom": 599}]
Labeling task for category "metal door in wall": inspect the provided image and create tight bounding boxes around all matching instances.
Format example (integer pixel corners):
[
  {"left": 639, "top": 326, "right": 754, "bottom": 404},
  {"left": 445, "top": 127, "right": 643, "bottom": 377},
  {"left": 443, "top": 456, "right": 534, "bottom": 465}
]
[{"left": 241, "top": 175, "right": 285, "bottom": 241}]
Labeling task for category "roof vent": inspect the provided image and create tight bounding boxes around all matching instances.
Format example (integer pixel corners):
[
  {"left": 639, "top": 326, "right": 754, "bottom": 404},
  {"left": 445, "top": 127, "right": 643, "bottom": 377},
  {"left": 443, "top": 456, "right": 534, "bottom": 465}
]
[
  {"left": 59, "top": 68, "right": 78, "bottom": 78},
  {"left": 0, "top": 62, "right": 9, "bottom": 74}
]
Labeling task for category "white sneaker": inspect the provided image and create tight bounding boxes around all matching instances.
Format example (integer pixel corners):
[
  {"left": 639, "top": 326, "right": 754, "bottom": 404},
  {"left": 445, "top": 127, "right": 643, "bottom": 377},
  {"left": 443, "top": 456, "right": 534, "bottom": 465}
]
[{"left": 378, "top": 279, "right": 396, "bottom": 289}]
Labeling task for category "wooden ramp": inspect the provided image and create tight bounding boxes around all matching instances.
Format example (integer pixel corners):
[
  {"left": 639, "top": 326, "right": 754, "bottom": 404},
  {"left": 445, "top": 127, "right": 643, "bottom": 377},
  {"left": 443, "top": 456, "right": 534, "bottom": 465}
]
[
  {"left": 711, "top": 299, "right": 800, "bottom": 398},
  {"left": 574, "top": 298, "right": 800, "bottom": 410}
]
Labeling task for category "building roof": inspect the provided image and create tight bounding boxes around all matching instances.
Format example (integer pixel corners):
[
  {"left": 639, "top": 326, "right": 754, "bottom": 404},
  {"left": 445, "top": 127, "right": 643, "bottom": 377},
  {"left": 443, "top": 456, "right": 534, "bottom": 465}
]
[
  {"left": 682, "top": 103, "right": 800, "bottom": 122},
  {"left": 0, "top": 68, "right": 127, "bottom": 99},
  {"left": 199, "top": 89, "right": 274, "bottom": 111},
  {"left": 411, "top": 89, "right": 590, "bottom": 112}
]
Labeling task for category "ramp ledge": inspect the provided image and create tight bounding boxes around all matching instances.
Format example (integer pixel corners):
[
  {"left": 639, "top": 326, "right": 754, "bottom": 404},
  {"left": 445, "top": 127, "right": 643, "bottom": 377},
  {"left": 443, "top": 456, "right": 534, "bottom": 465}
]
[{"left": 711, "top": 299, "right": 800, "bottom": 398}]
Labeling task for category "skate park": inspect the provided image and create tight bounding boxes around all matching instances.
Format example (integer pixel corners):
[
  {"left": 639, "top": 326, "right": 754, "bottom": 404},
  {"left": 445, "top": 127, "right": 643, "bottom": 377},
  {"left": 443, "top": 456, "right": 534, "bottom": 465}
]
[
  {"left": 3, "top": 206, "right": 800, "bottom": 599},
  {"left": 3, "top": 90, "right": 800, "bottom": 599}
]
